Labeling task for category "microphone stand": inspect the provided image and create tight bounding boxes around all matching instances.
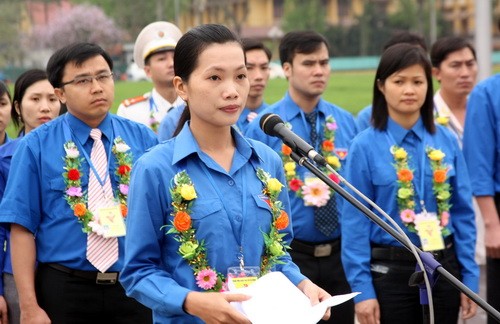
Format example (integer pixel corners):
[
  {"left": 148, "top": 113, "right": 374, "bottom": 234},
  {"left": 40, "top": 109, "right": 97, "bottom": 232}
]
[{"left": 290, "top": 151, "right": 500, "bottom": 323}]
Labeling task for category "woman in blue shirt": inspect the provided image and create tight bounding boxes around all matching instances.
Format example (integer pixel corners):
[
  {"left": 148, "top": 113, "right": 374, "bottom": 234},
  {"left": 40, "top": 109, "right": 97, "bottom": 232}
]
[
  {"left": 120, "top": 24, "right": 331, "bottom": 323},
  {"left": 0, "top": 69, "right": 61, "bottom": 324},
  {"left": 341, "top": 44, "right": 478, "bottom": 324}
]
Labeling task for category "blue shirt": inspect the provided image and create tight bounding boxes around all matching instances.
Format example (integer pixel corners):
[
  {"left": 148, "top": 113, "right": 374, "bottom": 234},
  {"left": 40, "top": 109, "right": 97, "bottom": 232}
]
[
  {"left": 120, "top": 122, "right": 305, "bottom": 323},
  {"left": 463, "top": 74, "right": 500, "bottom": 196},
  {"left": 234, "top": 102, "right": 268, "bottom": 134},
  {"left": 355, "top": 105, "right": 372, "bottom": 131},
  {"left": 245, "top": 92, "right": 358, "bottom": 242},
  {"left": 158, "top": 103, "right": 186, "bottom": 141},
  {"left": 341, "top": 118, "right": 479, "bottom": 303},
  {"left": 0, "top": 138, "right": 22, "bottom": 295},
  {"left": 0, "top": 113, "right": 158, "bottom": 271}
]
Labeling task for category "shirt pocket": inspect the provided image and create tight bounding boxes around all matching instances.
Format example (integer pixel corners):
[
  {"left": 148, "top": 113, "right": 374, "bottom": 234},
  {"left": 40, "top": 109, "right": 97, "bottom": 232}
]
[
  {"left": 251, "top": 194, "right": 273, "bottom": 229},
  {"left": 371, "top": 167, "right": 395, "bottom": 187},
  {"left": 189, "top": 199, "right": 224, "bottom": 238}
]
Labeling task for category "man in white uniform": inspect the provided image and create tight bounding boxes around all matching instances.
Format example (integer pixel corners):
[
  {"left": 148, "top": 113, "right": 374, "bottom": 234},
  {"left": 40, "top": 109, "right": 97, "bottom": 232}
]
[{"left": 117, "top": 21, "right": 184, "bottom": 133}]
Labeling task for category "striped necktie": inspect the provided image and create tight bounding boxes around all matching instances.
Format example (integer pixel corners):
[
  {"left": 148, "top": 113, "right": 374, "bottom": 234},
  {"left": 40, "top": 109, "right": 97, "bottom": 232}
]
[{"left": 86, "top": 128, "right": 118, "bottom": 273}]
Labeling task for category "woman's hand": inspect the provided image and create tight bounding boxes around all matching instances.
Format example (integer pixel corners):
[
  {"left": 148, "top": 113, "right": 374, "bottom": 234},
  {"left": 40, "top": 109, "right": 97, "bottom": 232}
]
[
  {"left": 297, "top": 279, "right": 332, "bottom": 321},
  {"left": 184, "top": 291, "right": 251, "bottom": 324}
]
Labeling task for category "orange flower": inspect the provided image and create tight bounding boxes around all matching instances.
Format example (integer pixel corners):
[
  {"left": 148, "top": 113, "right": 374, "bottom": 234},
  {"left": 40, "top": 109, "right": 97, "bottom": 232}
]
[
  {"left": 322, "top": 140, "right": 334, "bottom": 152},
  {"left": 397, "top": 169, "right": 413, "bottom": 182},
  {"left": 282, "top": 144, "right": 292, "bottom": 156},
  {"left": 120, "top": 204, "right": 128, "bottom": 217},
  {"left": 174, "top": 211, "right": 192, "bottom": 232},
  {"left": 275, "top": 210, "right": 289, "bottom": 230},
  {"left": 434, "top": 169, "right": 447, "bottom": 183},
  {"left": 73, "top": 203, "right": 86, "bottom": 217}
]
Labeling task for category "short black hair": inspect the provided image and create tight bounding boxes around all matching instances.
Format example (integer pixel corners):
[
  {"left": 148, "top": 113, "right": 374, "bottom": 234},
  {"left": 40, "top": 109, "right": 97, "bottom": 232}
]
[
  {"left": 430, "top": 36, "right": 476, "bottom": 68},
  {"left": 46, "top": 42, "right": 113, "bottom": 88},
  {"left": 279, "top": 31, "right": 329, "bottom": 65},
  {"left": 242, "top": 38, "right": 272, "bottom": 61}
]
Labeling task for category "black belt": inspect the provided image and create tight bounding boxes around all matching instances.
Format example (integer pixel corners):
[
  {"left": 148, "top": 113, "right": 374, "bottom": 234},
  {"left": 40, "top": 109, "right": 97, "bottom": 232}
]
[
  {"left": 290, "top": 238, "right": 340, "bottom": 257},
  {"left": 44, "top": 263, "right": 119, "bottom": 285},
  {"left": 371, "top": 235, "right": 454, "bottom": 262}
]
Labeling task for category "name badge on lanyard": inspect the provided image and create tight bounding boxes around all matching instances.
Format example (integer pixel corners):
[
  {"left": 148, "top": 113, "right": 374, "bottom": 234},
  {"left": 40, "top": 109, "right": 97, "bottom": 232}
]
[{"left": 415, "top": 211, "right": 445, "bottom": 251}]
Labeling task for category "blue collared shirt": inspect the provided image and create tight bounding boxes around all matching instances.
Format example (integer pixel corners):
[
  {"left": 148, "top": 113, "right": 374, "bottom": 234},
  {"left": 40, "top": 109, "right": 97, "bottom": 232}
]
[
  {"left": 0, "top": 113, "right": 158, "bottom": 271},
  {"left": 158, "top": 103, "right": 186, "bottom": 141},
  {"left": 341, "top": 117, "right": 479, "bottom": 303},
  {"left": 120, "top": 122, "right": 305, "bottom": 323},
  {"left": 0, "top": 137, "right": 22, "bottom": 295},
  {"left": 235, "top": 102, "right": 268, "bottom": 134},
  {"left": 355, "top": 105, "right": 372, "bottom": 131},
  {"left": 463, "top": 74, "right": 500, "bottom": 196},
  {"left": 245, "top": 92, "right": 358, "bottom": 242}
]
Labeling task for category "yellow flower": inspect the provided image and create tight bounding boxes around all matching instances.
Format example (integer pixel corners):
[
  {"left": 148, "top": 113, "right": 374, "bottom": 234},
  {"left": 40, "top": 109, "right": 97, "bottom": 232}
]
[
  {"left": 179, "top": 241, "right": 199, "bottom": 259},
  {"left": 286, "top": 170, "right": 296, "bottom": 177},
  {"left": 284, "top": 162, "right": 296, "bottom": 172},
  {"left": 428, "top": 149, "right": 445, "bottom": 161},
  {"left": 436, "top": 116, "right": 449, "bottom": 126},
  {"left": 397, "top": 188, "right": 413, "bottom": 199},
  {"left": 267, "top": 178, "right": 284, "bottom": 192},
  {"left": 326, "top": 155, "right": 340, "bottom": 168},
  {"left": 180, "top": 184, "right": 197, "bottom": 201},
  {"left": 394, "top": 148, "right": 408, "bottom": 160}
]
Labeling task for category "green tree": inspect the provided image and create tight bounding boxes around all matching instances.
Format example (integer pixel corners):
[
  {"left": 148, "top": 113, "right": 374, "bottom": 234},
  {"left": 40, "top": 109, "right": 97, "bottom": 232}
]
[
  {"left": 0, "top": 1, "right": 23, "bottom": 66},
  {"left": 281, "top": 0, "right": 327, "bottom": 33}
]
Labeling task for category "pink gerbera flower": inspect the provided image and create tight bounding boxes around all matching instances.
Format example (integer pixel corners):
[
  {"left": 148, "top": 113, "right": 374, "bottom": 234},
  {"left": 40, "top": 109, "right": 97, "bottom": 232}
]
[
  {"left": 301, "top": 179, "right": 330, "bottom": 207},
  {"left": 400, "top": 209, "right": 415, "bottom": 223},
  {"left": 440, "top": 211, "right": 450, "bottom": 227},
  {"left": 196, "top": 269, "right": 217, "bottom": 290}
]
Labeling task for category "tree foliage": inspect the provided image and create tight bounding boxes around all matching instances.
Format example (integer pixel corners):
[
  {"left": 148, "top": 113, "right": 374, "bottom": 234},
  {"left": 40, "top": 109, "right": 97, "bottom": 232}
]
[
  {"left": 30, "top": 4, "right": 124, "bottom": 50},
  {"left": 281, "top": 0, "right": 327, "bottom": 34},
  {"left": 0, "top": 1, "right": 24, "bottom": 66}
]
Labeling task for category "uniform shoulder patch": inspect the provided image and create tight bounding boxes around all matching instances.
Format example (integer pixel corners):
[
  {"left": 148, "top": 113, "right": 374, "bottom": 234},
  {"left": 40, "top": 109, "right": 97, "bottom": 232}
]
[{"left": 121, "top": 94, "right": 149, "bottom": 107}]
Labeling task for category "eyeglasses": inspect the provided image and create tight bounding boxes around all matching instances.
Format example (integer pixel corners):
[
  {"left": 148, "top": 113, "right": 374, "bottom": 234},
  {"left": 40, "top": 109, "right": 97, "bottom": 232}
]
[{"left": 61, "top": 72, "right": 114, "bottom": 88}]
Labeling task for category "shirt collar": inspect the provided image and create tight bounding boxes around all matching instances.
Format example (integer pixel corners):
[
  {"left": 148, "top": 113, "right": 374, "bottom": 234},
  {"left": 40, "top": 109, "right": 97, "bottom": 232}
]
[
  {"left": 281, "top": 92, "right": 327, "bottom": 120},
  {"left": 172, "top": 122, "right": 261, "bottom": 166},
  {"left": 386, "top": 116, "right": 425, "bottom": 145},
  {"left": 65, "top": 112, "right": 113, "bottom": 144},
  {"left": 152, "top": 88, "right": 184, "bottom": 108}
]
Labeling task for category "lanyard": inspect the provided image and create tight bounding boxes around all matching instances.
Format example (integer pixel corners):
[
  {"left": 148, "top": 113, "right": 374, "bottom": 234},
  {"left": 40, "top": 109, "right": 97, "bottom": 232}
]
[
  {"left": 200, "top": 161, "right": 248, "bottom": 267},
  {"left": 63, "top": 115, "right": 118, "bottom": 187},
  {"left": 149, "top": 95, "right": 158, "bottom": 114},
  {"left": 385, "top": 129, "right": 430, "bottom": 211}
]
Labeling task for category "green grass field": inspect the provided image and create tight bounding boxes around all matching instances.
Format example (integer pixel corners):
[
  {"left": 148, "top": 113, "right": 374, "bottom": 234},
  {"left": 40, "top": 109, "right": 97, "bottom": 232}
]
[{"left": 4, "top": 70, "right": 375, "bottom": 138}]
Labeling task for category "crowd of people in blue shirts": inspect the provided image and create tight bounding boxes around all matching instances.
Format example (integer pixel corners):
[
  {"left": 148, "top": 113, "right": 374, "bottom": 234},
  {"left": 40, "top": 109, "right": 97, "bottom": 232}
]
[{"left": 0, "top": 21, "right": 498, "bottom": 324}]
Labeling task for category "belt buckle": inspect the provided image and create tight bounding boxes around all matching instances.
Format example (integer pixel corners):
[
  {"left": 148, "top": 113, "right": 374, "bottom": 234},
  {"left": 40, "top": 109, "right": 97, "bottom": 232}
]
[
  {"left": 314, "top": 244, "right": 332, "bottom": 257},
  {"left": 96, "top": 272, "right": 118, "bottom": 285}
]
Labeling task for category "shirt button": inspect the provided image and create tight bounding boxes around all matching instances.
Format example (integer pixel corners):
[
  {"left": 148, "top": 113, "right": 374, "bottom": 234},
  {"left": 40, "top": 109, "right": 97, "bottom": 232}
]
[
  {"left": 228, "top": 180, "right": 235, "bottom": 186},
  {"left": 235, "top": 215, "right": 242, "bottom": 221}
]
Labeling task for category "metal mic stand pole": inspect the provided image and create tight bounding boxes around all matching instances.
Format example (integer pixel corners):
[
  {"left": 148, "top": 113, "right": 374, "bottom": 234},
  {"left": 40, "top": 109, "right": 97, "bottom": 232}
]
[{"left": 289, "top": 151, "right": 500, "bottom": 323}]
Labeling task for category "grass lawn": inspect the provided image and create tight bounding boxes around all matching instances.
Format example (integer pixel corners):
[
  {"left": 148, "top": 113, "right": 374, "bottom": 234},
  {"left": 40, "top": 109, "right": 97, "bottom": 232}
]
[{"left": 4, "top": 70, "right": 375, "bottom": 138}]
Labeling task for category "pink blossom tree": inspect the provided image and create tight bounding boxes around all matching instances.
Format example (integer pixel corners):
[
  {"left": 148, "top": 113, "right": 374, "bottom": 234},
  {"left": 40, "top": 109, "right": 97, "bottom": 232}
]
[{"left": 31, "top": 4, "right": 124, "bottom": 50}]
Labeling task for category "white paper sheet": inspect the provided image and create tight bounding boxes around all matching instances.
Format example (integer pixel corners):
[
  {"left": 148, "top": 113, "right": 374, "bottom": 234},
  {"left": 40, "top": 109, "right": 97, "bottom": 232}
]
[{"left": 229, "top": 272, "right": 359, "bottom": 324}]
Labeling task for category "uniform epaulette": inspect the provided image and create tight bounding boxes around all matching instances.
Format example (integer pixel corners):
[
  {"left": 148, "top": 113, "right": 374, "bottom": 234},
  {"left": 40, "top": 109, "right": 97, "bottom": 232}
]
[{"left": 121, "top": 94, "right": 149, "bottom": 107}]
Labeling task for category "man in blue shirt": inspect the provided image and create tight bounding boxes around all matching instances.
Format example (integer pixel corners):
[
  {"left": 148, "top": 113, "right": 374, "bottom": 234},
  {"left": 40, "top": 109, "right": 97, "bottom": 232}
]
[
  {"left": 463, "top": 74, "right": 500, "bottom": 324},
  {"left": 245, "top": 30, "right": 357, "bottom": 324},
  {"left": 157, "top": 39, "right": 272, "bottom": 140},
  {"left": 0, "top": 43, "right": 158, "bottom": 323}
]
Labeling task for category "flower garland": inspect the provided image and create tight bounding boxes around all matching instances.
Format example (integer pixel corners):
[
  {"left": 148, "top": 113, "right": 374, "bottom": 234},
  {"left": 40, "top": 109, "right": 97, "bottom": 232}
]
[
  {"left": 391, "top": 145, "right": 451, "bottom": 234},
  {"left": 63, "top": 137, "right": 133, "bottom": 234},
  {"left": 281, "top": 115, "right": 340, "bottom": 207},
  {"left": 165, "top": 168, "right": 290, "bottom": 292}
]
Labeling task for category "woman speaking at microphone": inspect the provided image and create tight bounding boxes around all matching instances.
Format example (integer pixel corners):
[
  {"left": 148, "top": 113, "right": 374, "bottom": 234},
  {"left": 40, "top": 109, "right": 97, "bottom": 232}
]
[
  {"left": 341, "top": 43, "right": 478, "bottom": 324},
  {"left": 120, "top": 24, "right": 330, "bottom": 323}
]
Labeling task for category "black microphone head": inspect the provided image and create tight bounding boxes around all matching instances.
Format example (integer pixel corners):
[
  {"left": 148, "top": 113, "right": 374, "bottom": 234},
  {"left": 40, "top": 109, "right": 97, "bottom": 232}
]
[{"left": 260, "top": 113, "right": 284, "bottom": 137}]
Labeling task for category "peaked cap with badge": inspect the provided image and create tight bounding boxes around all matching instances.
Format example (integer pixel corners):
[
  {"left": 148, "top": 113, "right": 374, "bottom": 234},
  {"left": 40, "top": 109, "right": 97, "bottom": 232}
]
[{"left": 133, "top": 21, "right": 183, "bottom": 69}]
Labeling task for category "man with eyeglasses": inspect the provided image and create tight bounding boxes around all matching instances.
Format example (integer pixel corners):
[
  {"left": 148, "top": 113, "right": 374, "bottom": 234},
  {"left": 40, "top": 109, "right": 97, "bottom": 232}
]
[
  {"left": 117, "top": 21, "right": 184, "bottom": 133},
  {"left": 0, "top": 42, "right": 158, "bottom": 323}
]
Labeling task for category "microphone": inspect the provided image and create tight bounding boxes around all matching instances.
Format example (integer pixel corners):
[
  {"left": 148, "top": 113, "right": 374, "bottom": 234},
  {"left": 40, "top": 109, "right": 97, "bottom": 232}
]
[{"left": 260, "top": 113, "right": 326, "bottom": 166}]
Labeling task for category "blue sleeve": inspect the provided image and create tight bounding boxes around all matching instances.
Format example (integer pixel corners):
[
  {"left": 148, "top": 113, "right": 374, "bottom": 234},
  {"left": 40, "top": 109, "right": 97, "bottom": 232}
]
[
  {"left": 120, "top": 156, "right": 191, "bottom": 317},
  {"left": 0, "top": 226, "right": 6, "bottom": 295},
  {"left": 158, "top": 106, "right": 184, "bottom": 141},
  {"left": 448, "top": 140, "right": 479, "bottom": 292},
  {"left": 0, "top": 140, "right": 42, "bottom": 233},
  {"left": 463, "top": 82, "right": 498, "bottom": 196},
  {"left": 340, "top": 138, "right": 377, "bottom": 303},
  {"left": 355, "top": 105, "right": 372, "bottom": 132}
]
